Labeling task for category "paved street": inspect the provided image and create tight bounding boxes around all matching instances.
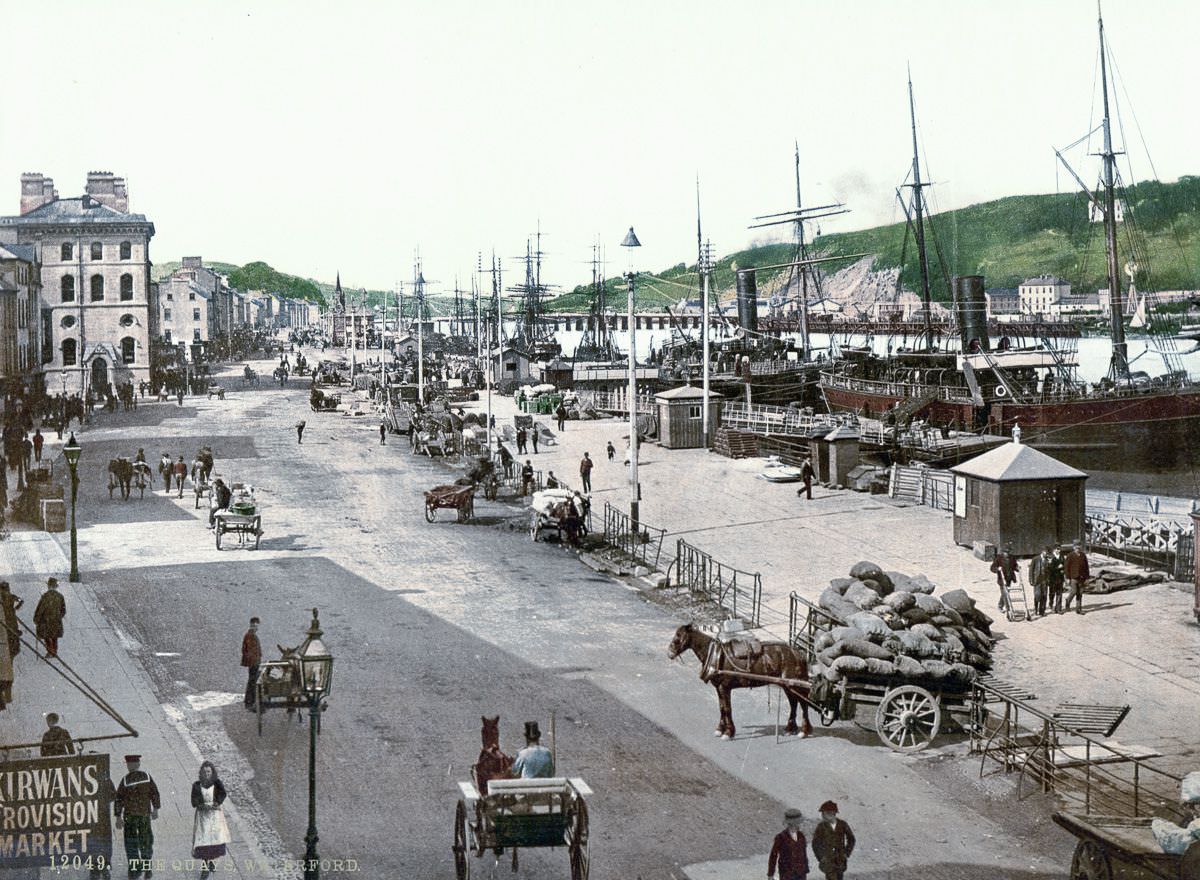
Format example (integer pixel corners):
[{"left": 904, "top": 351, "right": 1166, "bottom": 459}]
[{"left": 4, "top": 348, "right": 1196, "bottom": 878}]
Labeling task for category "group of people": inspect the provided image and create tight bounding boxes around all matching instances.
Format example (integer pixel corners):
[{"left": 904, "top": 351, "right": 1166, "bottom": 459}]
[
  {"left": 1, "top": 577, "right": 69, "bottom": 710},
  {"left": 768, "top": 803, "right": 857, "bottom": 880},
  {"left": 991, "top": 542, "right": 1091, "bottom": 618}
]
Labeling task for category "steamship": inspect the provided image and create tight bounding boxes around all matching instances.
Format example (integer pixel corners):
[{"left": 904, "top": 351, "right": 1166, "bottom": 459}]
[{"left": 819, "top": 22, "right": 1200, "bottom": 473}]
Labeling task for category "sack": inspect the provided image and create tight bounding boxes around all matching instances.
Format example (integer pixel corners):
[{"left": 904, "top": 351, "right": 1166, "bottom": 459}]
[
  {"left": 883, "top": 590, "right": 916, "bottom": 613},
  {"left": 913, "top": 593, "right": 945, "bottom": 614},
  {"left": 945, "top": 663, "right": 978, "bottom": 684},
  {"left": 848, "top": 613, "right": 891, "bottom": 640},
  {"left": 894, "top": 655, "right": 926, "bottom": 677},
  {"left": 827, "top": 577, "right": 856, "bottom": 596},
  {"left": 909, "top": 623, "right": 944, "bottom": 642},
  {"left": 814, "top": 632, "right": 835, "bottom": 653},
  {"left": 939, "top": 589, "right": 975, "bottom": 615},
  {"left": 900, "top": 607, "right": 932, "bottom": 626},
  {"left": 896, "top": 631, "right": 938, "bottom": 657},
  {"left": 844, "top": 581, "right": 881, "bottom": 609},
  {"left": 863, "top": 657, "right": 896, "bottom": 676},
  {"left": 907, "top": 574, "right": 937, "bottom": 595},
  {"left": 930, "top": 608, "right": 964, "bottom": 627},
  {"left": 834, "top": 638, "right": 894, "bottom": 661},
  {"left": 849, "top": 562, "right": 893, "bottom": 595},
  {"left": 830, "top": 655, "right": 868, "bottom": 676},
  {"left": 886, "top": 571, "right": 912, "bottom": 593},
  {"left": 920, "top": 659, "right": 952, "bottom": 680}
]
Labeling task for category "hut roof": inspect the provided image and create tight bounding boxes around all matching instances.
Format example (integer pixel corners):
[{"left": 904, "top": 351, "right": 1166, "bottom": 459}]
[
  {"left": 654, "top": 385, "right": 722, "bottom": 400},
  {"left": 950, "top": 442, "right": 1087, "bottom": 482}
]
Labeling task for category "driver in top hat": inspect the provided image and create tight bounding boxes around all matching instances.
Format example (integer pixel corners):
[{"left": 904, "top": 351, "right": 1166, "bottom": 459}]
[{"left": 511, "top": 721, "right": 554, "bottom": 779}]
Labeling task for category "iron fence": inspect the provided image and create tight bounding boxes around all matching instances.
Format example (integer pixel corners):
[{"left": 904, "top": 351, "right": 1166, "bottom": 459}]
[
  {"left": 1084, "top": 512, "right": 1190, "bottom": 575},
  {"left": 601, "top": 502, "right": 666, "bottom": 571},
  {"left": 671, "top": 538, "right": 762, "bottom": 625}
]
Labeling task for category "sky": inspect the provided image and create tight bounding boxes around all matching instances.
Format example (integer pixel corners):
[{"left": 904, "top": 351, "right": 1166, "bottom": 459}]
[{"left": 2, "top": 0, "right": 1197, "bottom": 296}]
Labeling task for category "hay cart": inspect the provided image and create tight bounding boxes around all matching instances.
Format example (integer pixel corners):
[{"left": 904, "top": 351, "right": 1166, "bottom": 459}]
[
  {"left": 424, "top": 484, "right": 476, "bottom": 523},
  {"left": 1052, "top": 812, "right": 1200, "bottom": 880},
  {"left": 453, "top": 777, "right": 591, "bottom": 880}
]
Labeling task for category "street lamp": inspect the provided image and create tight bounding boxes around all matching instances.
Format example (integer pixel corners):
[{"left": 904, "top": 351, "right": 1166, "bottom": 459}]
[
  {"left": 620, "top": 226, "right": 642, "bottom": 531},
  {"left": 62, "top": 433, "right": 82, "bottom": 583},
  {"left": 298, "top": 608, "right": 333, "bottom": 880}
]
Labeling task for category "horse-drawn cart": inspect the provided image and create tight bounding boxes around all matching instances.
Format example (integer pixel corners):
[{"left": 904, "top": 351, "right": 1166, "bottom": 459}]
[
  {"left": 206, "top": 383, "right": 226, "bottom": 400},
  {"left": 453, "top": 777, "right": 591, "bottom": 880},
  {"left": 214, "top": 487, "right": 261, "bottom": 550},
  {"left": 530, "top": 489, "right": 588, "bottom": 544},
  {"left": 310, "top": 388, "right": 340, "bottom": 412},
  {"left": 1052, "top": 812, "right": 1200, "bottom": 880},
  {"left": 424, "top": 484, "right": 475, "bottom": 523}
]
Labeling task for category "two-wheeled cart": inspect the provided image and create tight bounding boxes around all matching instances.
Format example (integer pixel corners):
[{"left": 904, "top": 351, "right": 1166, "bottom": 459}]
[
  {"left": 1052, "top": 812, "right": 1200, "bottom": 879},
  {"left": 424, "top": 484, "right": 476, "bottom": 523},
  {"left": 453, "top": 777, "right": 591, "bottom": 880}
]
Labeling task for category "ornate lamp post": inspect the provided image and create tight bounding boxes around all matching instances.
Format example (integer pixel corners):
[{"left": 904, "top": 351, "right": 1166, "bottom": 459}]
[
  {"left": 298, "top": 608, "right": 333, "bottom": 880},
  {"left": 620, "top": 226, "right": 642, "bottom": 531},
  {"left": 62, "top": 433, "right": 82, "bottom": 583}
]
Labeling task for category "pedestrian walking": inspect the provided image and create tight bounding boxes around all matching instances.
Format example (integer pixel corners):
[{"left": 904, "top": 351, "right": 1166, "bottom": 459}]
[
  {"left": 177, "top": 388, "right": 185, "bottom": 406},
  {"left": 191, "top": 761, "right": 231, "bottom": 878},
  {"left": 40, "top": 712, "right": 76, "bottom": 756},
  {"left": 1049, "top": 545, "right": 1067, "bottom": 613},
  {"left": 0, "top": 626, "right": 12, "bottom": 709},
  {"left": 34, "top": 577, "right": 66, "bottom": 658},
  {"left": 812, "top": 801, "right": 855, "bottom": 880},
  {"left": 516, "top": 427, "right": 527, "bottom": 455},
  {"left": 114, "top": 754, "right": 160, "bottom": 879},
  {"left": 0, "top": 452, "right": 8, "bottom": 511},
  {"left": 768, "top": 808, "right": 809, "bottom": 880},
  {"left": 531, "top": 427, "right": 539, "bottom": 454},
  {"left": 296, "top": 420, "right": 306, "bottom": 444},
  {"left": 173, "top": 456, "right": 188, "bottom": 498},
  {"left": 797, "top": 457, "right": 815, "bottom": 500},
  {"left": 555, "top": 404, "right": 566, "bottom": 432},
  {"left": 158, "top": 452, "right": 173, "bottom": 494},
  {"left": 521, "top": 460, "right": 535, "bottom": 497},
  {"left": 990, "top": 544, "right": 1020, "bottom": 614},
  {"left": 22, "top": 434, "right": 33, "bottom": 471},
  {"left": 32, "top": 428, "right": 44, "bottom": 463},
  {"left": 379, "top": 422, "right": 387, "bottom": 445},
  {"left": 579, "top": 452, "right": 593, "bottom": 493},
  {"left": 606, "top": 441, "right": 615, "bottom": 462},
  {"left": 1064, "top": 542, "right": 1090, "bottom": 615},
  {"left": 1, "top": 580, "right": 22, "bottom": 658},
  {"left": 241, "top": 617, "right": 261, "bottom": 709}
]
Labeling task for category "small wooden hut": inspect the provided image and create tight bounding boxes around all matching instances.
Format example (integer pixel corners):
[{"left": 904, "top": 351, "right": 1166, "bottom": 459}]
[{"left": 654, "top": 385, "right": 722, "bottom": 449}]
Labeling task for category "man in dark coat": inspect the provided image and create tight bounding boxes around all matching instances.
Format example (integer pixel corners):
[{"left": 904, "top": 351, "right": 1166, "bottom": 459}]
[
  {"left": 1064, "top": 542, "right": 1091, "bottom": 615},
  {"left": 241, "top": 617, "right": 262, "bottom": 709},
  {"left": 768, "top": 808, "right": 809, "bottom": 880},
  {"left": 797, "top": 458, "right": 815, "bottom": 501},
  {"left": 33, "top": 577, "right": 66, "bottom": 658},
  {"left": 114, "top": 755, "right": 160, "bottom": 878},
  {"left": 521, "top": 460, "right": 535, "bottom": 497},
  {"left": 1049, "top": 546, "right": 1067, "bottom": 614},
  {"left": 516, "top": 427, "right": 527, "bottom": 455},
  {"left": 812, "top": 801, "right": 855, "bottom": 880},
  {"left": 579, "top": 452, "right": 593, "bottom": 493},
  {"left": 1, "top": 581, "right": 22, "bottom": 658},
  {"left": 990, "top": 544, "right": 1019, "bottom": 613},
  {"left": 40, "top": 712, "right": 76, "bottom": 756}
]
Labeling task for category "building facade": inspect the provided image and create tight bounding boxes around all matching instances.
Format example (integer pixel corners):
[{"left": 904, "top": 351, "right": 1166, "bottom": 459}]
[
  {"left": 0, "top": 172, "right": 155, "bottom": 396},
  {"left": 1018, "top": 275, "right": 1072, "bottom": 316},
  {"left": 0, "top": 243, "right": 42, "bottom": 395}
]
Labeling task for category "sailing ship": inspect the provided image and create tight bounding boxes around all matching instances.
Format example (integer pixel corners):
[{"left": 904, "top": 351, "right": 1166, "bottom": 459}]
[
  {"left": 571, "top": 243, "right": 620, "bottom": 363},
  {"left": 819, "top": 16, "right": 1200, "bottom": 472},
  {"left": 506, "top": 232, "right": 562, "bottom": 362}
]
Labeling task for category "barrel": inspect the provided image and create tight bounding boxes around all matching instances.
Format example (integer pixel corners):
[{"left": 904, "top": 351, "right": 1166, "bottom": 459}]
[{"left": 953, "top": 275, "right": 989, "bottom": 352}]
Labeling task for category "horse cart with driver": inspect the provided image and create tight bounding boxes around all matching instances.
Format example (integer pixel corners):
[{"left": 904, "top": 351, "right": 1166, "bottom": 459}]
[
  {"left": 241, "top": 365, "right": 259, "bottom": 387},
  {"left": 529, "top": 489, "right": 588, "bottom": 545},
  {"left": 310, "top": 387, "right": 340, "bottom": 412},
  {"left": 453, "top": 777, "right": 591, "bottom": 880},
  {"left": 424, "top": 484, "right": 476, "bottom": 523},
  {"left": 206, "top": 383, "right": 226, "bottom": 400},
  {"left": 107, "top": 457, "right": 149, "bottom": 500},
  {"left": 1052, "top": 812, "right": 1200, "bottom": 880},
  {"left": 213, "top": 485, "right": 262, "bottom": 550}
]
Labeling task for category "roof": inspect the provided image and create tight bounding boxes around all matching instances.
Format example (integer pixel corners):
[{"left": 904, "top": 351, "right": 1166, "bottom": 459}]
[
  {"left": 0, "top": 243, "right": 37, "bottom": 262},
  {"left": 654, "top": 384, "right": 722, "bottom": 400},
  {"left": 951, "top": 441, "right": 1087, "bottom": 481},
  {"left": 1020, "top": 275, "right": 1069, "bottom": 287},
  {"left": 0, "top": 196, "right": 152, "bottom": 227},
  {"left": 824, "top": 425, "right": 859, "bottom": 441}
]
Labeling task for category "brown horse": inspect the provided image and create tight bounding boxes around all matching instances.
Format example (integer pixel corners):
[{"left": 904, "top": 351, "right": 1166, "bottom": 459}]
[
  {"left": 668, "top": 623, "right": 813, "bottom": 740},
  {"left": 471, "top": 716, "right": 512, "bottom": 795}
]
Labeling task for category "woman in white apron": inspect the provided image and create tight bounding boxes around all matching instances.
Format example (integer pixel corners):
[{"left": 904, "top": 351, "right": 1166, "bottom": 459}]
[{"left": 190, "top": 761, "right": 230, "bottom": 877}]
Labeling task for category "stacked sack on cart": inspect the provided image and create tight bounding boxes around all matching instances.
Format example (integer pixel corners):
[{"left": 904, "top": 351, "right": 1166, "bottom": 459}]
[{"left": 814, "top": 561, "right": 996, "bottom": 686}]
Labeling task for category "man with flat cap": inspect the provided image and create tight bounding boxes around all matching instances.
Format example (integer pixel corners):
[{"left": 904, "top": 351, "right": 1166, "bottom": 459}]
[
  {"left": 33, "top": 577, "right": 66, "bottom": 658},
  {"left": 768, "top": 808, "right": 809, "bottom": 880},
  {"left": 511, "top": 721, "right": 555, "bottom": 779},
  {"left": 114, "top": 755, "right": 160, "bottom": 879},
  {"left": 812, "top": 801, "right": 855, "bottom": 880}
]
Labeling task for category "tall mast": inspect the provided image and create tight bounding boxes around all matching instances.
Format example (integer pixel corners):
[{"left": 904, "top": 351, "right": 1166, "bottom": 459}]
[
  {"left": 794, "top": 141, "right": 812, "bottom": 360},
  {"left": 1099, "top": 6, "right": 1128, "bottom": 378},
  {"left": 907, "top": 71, "right": 934, "bottom": 350}
]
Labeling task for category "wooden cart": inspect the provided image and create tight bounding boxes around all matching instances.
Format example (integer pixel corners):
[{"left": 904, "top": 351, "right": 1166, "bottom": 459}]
[
  {"left": 820, "top": 671, "right": 979, "bottom": 753},
  {"left": 425, "top": 485, "right": 476, "bottom": 523},
  {"left": 1052, "top": 812, "right": 1200, "bottom": 879},
  {"left": 214, "top": 493, "right": 262, "bottom": 550},
  {"left": 453, "top": 777, "right": 590, "bottom": 880}
]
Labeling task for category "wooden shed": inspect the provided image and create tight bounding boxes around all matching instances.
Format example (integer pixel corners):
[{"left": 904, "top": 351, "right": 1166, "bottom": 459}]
[
  {"left": 540, "top": 357, "right": 574, "bottom": 389},
  {"left": 950, "top": 441, "right": 1087, "bottom": 556},
  {"left": 654, "top": 385, "right": 722, "bottom": 449},
  {"left": 494, "top": 344, "right": 534, "bottom": 383}
]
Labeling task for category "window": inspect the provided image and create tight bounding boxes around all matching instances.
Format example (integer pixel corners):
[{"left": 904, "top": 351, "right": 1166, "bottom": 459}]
[
  {"left": 119, "top": 241, "right": 132, "bottom": 260},
  {"left": 166, "top": 292, "right": 173, "bottom": 301},
  {"left": 121, "top": 337, "right": 136, "bottom": 364},
  {"left": 119, "top": 313, "right": 135, "bottom": 327},
  {"left": 193, "top": 329, "right": 202, "bottom": 342},
  {"left": 61, "top": 242, "right": 73, "bottom": 261},
  {"left": 193, "top": 308, "right": 201, "bottom": 321},
  {"left": 90, "top": 274, "right": 104, "bottom": 301},
  {"left": 61, "top": 315, "right": 76, "bottom": 329},
  {"left": 120, "top": 274, "right": 134, "bottom": 301},
  {"left": 688, "top": 404, "right": 702, "bottom": 419},
  {"left": 61, "top": 338, "right": 77, "bottom": 366},
  {"left": 189, "top": 291, "right": 196, "bottom": 301},
  {"left": 90, "top": 242, "right": 103, "bottom": 260},
  {"left": 163, "top": 329, "right": 172, "bottom": 344},
  {"left": 42, "top": 311, "right": 53, "bottom": 363},
  {"left": 163, "top": 308, "right": 172, "bottom": 321},
  {"left": 61, "top": 276, "right": 75, "bottom": 302}
]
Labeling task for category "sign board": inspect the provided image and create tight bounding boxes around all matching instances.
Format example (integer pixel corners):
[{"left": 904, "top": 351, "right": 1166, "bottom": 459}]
[
  {"left": 955, "top": 475, "right": 967, "bottom": 518},
  {"left": 0, "top": 754, "right": 113, "bottom": 870}
]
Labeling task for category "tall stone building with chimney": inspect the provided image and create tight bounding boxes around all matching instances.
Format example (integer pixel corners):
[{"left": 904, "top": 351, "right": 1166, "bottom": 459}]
[{"left": 0, "top": 171, "right": 155, "bottom": 396}]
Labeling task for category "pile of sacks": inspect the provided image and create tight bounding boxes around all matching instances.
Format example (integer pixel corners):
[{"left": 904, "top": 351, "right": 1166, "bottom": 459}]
[{"left": 813, "top": 561, "right": 996, "bottom": 686}]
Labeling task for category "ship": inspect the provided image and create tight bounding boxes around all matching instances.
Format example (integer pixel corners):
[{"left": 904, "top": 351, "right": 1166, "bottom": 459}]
[{"left": 818, "top": 17, "right": 1200, "bottom": 473}]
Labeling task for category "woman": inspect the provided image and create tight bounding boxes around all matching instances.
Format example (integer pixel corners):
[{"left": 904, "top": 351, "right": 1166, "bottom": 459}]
[{"left": 190, "top": 761, "right": 230, "bottom": 877}]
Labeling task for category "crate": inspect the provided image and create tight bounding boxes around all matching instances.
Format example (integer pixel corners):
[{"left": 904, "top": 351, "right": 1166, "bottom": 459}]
[{"left": 41, "top": 499, "right": 66, "bottom": 533}]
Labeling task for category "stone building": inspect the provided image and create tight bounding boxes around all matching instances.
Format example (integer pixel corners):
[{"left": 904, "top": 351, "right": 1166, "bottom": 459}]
[
  {"left": 157, "top": 272, "right": 212, "bottom": 346},
  {"left": 0, "top": 243, "right": 42, "bottom": 396},
  {"left": 1018, "top": 275, "right": 1072, "bottom": 317},
  {"left": 0, "top": 172, "right": 155, "bottom": 396}
]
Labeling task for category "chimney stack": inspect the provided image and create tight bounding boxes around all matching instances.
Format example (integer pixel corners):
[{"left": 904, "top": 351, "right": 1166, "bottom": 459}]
[
  {"left": 20, "top": 173, "right": 58, "bottom": 215},
  {"left": 85, "top": 171, "right": 129, "bottom": 212}
]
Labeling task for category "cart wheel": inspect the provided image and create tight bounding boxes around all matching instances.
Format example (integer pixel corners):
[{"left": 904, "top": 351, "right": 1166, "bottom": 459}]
[
  {"left": 1069, "top": 839, "right": 1112, "bottom": 880},
  {"left": 215, "top": 524, "right": 224, "bottom": 550},
  {"left": 425, "top": 503, "right": 437, "bottom": 523},
  {"left": 875, "top": 685, "right": 941, "bottom": 753},
  {"left": 568, "top": 797, "right": 589, "bottom": 880},
  {"left": 452, "top": 801, "right": 471, "bottom": 880}
]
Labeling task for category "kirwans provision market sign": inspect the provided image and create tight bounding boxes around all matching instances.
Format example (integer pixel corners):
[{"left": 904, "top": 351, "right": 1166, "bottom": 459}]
[{"left": 0, "top": 754, "right": 113, "bottom": 870}]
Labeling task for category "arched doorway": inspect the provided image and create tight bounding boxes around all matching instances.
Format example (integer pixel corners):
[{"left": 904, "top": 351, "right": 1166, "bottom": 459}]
[{"left": 90, "top": 357, "right": 109, "bottom": 397}]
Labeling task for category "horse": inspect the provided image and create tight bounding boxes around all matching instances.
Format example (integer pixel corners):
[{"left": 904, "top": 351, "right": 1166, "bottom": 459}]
[
  {"left": 668, "top": 622, "right": 813, "bottom": 741},
  {"left": 107, "top": 458, "right": 134, "bottom": 500},
  {"left": 471, "top": 716, "right": 512, "bottom": 796}
]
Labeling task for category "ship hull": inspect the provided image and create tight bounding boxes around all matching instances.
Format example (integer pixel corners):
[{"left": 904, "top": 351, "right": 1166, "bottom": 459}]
[{"left": 821, "top": 381, "right": 1200, "bottom": 472}]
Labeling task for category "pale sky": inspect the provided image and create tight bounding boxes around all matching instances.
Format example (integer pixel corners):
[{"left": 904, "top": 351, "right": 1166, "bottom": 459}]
[{"left": 2, "top": 0, "right": 1196, "bottom": 295}]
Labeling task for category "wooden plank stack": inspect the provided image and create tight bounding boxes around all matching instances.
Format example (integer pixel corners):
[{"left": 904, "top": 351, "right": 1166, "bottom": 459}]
[{"left": 712, "top": 426, "right": 759, "bottom": 459}]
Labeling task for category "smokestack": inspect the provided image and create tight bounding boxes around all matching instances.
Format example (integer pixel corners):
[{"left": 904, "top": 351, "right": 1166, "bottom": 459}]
[
  {"left": 20, "top": 173, "right": 57, "bottom": 215},
  {"left": 736, "top": 267, "right": 758, "bottom": 332},
  {"left": 953, "top": 275, "right": 989, "bottom": 352},
  {"left": 85, "top": 171, "right": 128, "bottom": 212}
]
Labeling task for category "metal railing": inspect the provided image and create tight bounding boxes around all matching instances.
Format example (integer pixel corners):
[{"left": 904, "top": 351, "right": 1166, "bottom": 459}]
[
  {"left": 576, "top": 389, "right": 656, "bottom": 415},
  {"left": 601, "top": 502, "right": 666, "bottom": 571},
  {"left": 671, "top": 538, "right": 762, "bottom": 625},
  {"left": 787, "top": 592, "right": 846, "bottom": 662},
  {"left": 1084, "top": 511, "right": 1191, "bottom": 574},
  {"left": 719, "top": 401, "right": 847, "bottom": 437},
  {"left": 888, "top": 464, "right": 955, "bottom": 512}
]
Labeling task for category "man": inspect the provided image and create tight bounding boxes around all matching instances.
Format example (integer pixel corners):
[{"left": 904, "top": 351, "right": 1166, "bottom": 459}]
[
  {"left": 209, "top": 479, "right": 233, "bottom": 529},
  {"left": 1049, "top": 545, "right": 1067, "bottom": 614},
  {"left": 811, "top": 801, "right": 855, "bottom": 880},
  {"left": 515, "top": 427, "right": 527, "bottom": 455},
  {"left": 1029, "top": 546, "right": 1054, "bottom": 619},
  {"left": 530, "top": 427, "right": 539, "bottom": 454},
  {"left": 158, "top": 453, "right": 172, "bottom": 494},
  {"left": 34, "top": 577, "right": 66, "bottom": 658},
  {"left": 579, "top": 452, "right": 593, "bottom": 493},
  {"left": 990, "top": 544, "right": 1019, "bottom": 614},
  {"left": 40, "top": 712, "right": 76, "bottom": 756},
  {"left": 511, "top": 721, "right": 554, "bottom": 778},
  {"left": 1064, "top": 542, "right": 1090, "bottom": 615},
  {"left": 114, "top": 755, "right": 160, "bottom": 879},
  {"left": 521, "top": 460, "right": 535, "bottom": 497},
  {"left": 379, "top": 422, "right": 387, "bottom": 445},
  {"left": 172, "top": 456, "right": 187, "bottom": 498},
  {"left": 767, "top": 808, "right": 809, "bottom": 880},
  {"left": 296, "top": 420, "right": 306, "bottom": 444},
  {"left": 32, "top": 428, "right": 44, "bottom": 463},
  {"left": 545, "top": 471, "right": 560, "bottom": 490},
  {"left": 0, "top": 581, "right": 22, "bottom": 659},
  {"left": 555, "top": 403, "right": 567, "bottom": 432},
  {"left": 241, "top": 617, "right": 262, "bottom": 710},
  {"left": 606, "top": 441, "right": 615, "bottom": 462},
  {"left": 797, "top": 458, "right": 815, "bottom": 501}
]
